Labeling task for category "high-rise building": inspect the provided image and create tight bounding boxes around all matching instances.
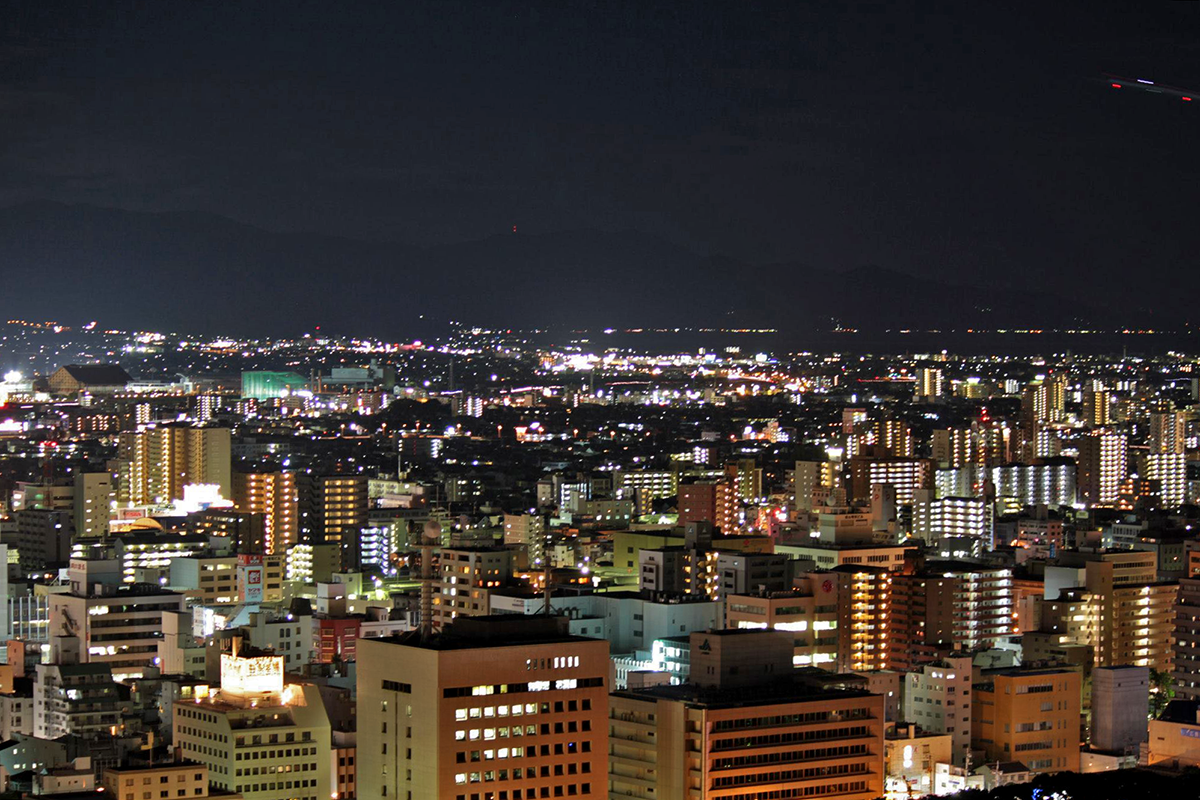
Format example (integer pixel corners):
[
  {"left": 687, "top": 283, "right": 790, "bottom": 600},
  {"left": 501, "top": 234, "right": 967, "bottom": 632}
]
[
  {"left": 793, "top": 460, "right": 839, "bottom": 512},
  {"left": 724, "top": 458, "right": 763, "bottom": 501},
  {"left": 990, "top": 460, "right": 1077, "bottom": 507},
  {"left": 1143, "top": 452, "right": 1186, "bottom": 507},
  {"left": 314, "top": 475, "right": 368, "bottom": 550},
  {"left": 173, "top": 649, "right": 332, "bottom": 800},
  {"left": 609, "top": 629, "right": 885, "bottom": 800},
  {"left": 911, "top": 493, "right": 990, "bottom": 554},
  {"left": 357, "top": 615, "right": 609, "bottom": 800},
  {"left": 1076, "top": 432, "right": 1128, "bottom": 507},
  {"left": 1150, "top": 411, "right": 1187, "bottom": 455},
  {"left": 916, "top": 367, "right": 944, "bottom": 401},
  {"left": 725, "top": 586, "right": 840, "bottom": 669},
  {"left": 116, "top": 427, "right": 232, "bottom": 505},
  {"left": 847, "top": 458, "right": 934, "bottom": 505},
  {"left": 233, "top": 470, "right": 300, "bottom": 554},
  {"left": 1082, "top": 389, "right": 1111, "bottom": 428},
  {"left": 49, "top": 583, "right": 185, "bottom": 675},
  {"left": 971, "top": 668, "right": 1081, "bottom": 774}
]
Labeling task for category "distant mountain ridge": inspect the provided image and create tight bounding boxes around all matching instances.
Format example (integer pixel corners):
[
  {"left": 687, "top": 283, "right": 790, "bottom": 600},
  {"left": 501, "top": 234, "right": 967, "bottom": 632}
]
[{"left": 0, "top": 200, "right": 1120, "bottom": 338}]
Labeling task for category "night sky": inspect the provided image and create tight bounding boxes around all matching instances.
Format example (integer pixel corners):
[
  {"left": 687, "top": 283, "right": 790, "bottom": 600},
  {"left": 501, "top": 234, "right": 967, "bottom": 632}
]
[{"left": 3, "top": 1, "right": 1200, "bottom": 305}]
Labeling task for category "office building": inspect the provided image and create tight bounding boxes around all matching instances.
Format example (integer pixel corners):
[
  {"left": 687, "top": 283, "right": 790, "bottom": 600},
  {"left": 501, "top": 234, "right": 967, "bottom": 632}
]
[
  {"left": 971, "top": 668, "right": 1081, "bottom": 774},
  {"left": 434, "top": 546, "right": 513, "bottom": 628},
  {"left": 357, "top": 615, "right": 609, "bottom": 800},
  {"left": 609, "top": 629, "right": 885, "bottom": 800},
  {"left": 173, "top": 649, "right": 331, "bottom": 800}
]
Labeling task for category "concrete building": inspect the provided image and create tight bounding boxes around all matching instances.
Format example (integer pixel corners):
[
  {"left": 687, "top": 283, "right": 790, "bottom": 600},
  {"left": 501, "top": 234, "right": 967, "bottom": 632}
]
[
  {"left": 433, "top": 546, "right": 513, "bottom": 628},
  {"left": 102, "top": 762, "right": 223, "bottom": 800},
  {"left": 1176, "top": 576, "right": 1200, "bottom": 700},
  {"left": 117, "top": 426, "right": 232, "bottom": 505},
  {"left": 726, "top": 586, "right": 840, "bottom": 669},
  {"left": 34, "top": 661, "right": 124, "bottom": 740},
  {"left": 74, "top": 472, "right": 113, "bottom": 539},
  {"left": 49, "top": 583, "right": 185, "bottom": 675},
  {"left": 902, "top": 657, "right": 973, "bottom": 765},
  {"left": 357, "top": 615, "right": 609, "bottom": 800},
  {"left": 971, "top": 668, "right": 1082, "bottom": 774},
  {"left": 609, "top": 629, "right": 885, "bottom": 800},
  {"left": 1091, "top": 666, "right": 1149, "bottom": 753}
]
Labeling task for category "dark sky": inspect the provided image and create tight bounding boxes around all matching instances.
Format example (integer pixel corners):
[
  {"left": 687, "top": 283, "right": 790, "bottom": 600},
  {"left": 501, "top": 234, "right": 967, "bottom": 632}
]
[{"left": 3, "top": 1, "right": 1200, "bottom": 297}]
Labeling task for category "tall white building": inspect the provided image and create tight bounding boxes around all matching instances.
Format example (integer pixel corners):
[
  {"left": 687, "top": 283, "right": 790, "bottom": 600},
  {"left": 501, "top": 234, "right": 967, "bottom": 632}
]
[{"left": 902, "top": 656, "right": 973, "bottom": 766}]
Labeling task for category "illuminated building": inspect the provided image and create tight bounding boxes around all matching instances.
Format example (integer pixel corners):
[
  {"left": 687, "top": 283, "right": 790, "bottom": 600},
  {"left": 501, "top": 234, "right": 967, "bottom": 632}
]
[
  {"left": 990, "top": 460, "right": 1076, "bottom": 507},
  {"left": 314, "top": 476, "right": 368, "bottom": 551},
  {"left": 902, "top": 656, "right": 973, "bottom": 766},
  {"left": 1172, "top": 575, "right": 1200, "bottom": 701},
  {"left": 117, "top": 427, "right": 232, "bottom": 505},
  {"left": 846, "top": 457, "right": 934, "bottom": 505},
  {"left": 677, "top": 479, "right": 739, "bottom": 532},
  {"left": 240, "top": 371, "right": 308, "bottom": 401},
  {"left": 609, "top": 630, "right": 884, "bottom": 800},
  {"left": 169, "top": 556, "right": 239, "bottom": 604},
  {"left": 724, "top": 458, "right": 763, "bottom": 501},
  {"left": 1150, "top": 411, "right": 1187, "bottom": 455},
  {"left": 916, "top": 367, "right": 944, "bottom": 400},
  {"left": 1143, "top": 452, "right": 1186, "bottom": 507},
  {"left": 885, "top": 725, "right": 952, "bottom": 799},
  {"left": 49, "top": 584, "right": 185, "bottom": 675},
  {"left": 102, "top": 763, "right": 219, "bottom": 800},
  {"left": 74, "top": 472, "right": 113, "bottom": 539},
  {"left": 233, "top": 471, "right": 300, "bottom": 555},
  {"left": 357, "top": 615, "right": 609, "bottom": 800},
  {"left": 433, "top": 546, "right": 513, "bottom": 628},
  {"left": 1076, "top": 432, "right": 1128, "bottom": 507},
  {"left": 33, "top": 662, "right": 123, "bottom": 740},
  {"left": 890, "top": 563, "right": 1013, "bottom": 670},
  {"left": 725, "top": 586, "right": 840, "bottom": 668},
  {"left": 793, "top": 460, "right": 839, "bottom": 512},
  {"left": 803, "top": 565, "right": 893, "bottom": 673},
  {"left": 173, "top": 649, "right": 331, "bottom": 800},
  {"left": 1082, "top": 388, "right": 1111, "bottom": 427},
  {"left": 1047, "top": 550, "right": 1176, "bottom": 671},
  {"left": 504, "top": 513, "right": 548, "bottom": 566},
  {"left": 911, "top": 493, "right": 990, "bottom": 554},
  {"left": 970, "top": 668, "right": 1081, "bottom": 774}
]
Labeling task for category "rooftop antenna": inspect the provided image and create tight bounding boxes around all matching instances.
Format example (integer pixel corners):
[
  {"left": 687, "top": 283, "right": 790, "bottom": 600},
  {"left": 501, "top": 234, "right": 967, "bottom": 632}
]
[{"left": 420, "top": 520, "right": 442, "bottom": 642}]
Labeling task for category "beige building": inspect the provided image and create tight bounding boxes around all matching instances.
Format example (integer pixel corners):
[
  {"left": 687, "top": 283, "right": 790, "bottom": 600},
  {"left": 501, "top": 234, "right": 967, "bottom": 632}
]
[
  {"left": 433, "top": 546, "right": 514, "bottom": 628},
  {"left": 172, "top": 650, "right": 330, "bottom": 800},
  {"left": 357, "top": 615, "right": 609, "bottom": 800},
  {"left": 117, "top": 427, "right": 232, "bottom": 505},
  {"left": 972, "top": 668, "right": 1081, "bottom": 774},
  {"left": 103, "top": 762, "right": 238, "bottom": 800}
]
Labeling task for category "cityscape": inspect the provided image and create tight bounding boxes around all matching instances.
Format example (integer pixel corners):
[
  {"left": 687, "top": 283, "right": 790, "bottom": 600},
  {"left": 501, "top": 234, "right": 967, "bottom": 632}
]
[{"left": 5, "top": 3, "right": 1200, "bottom": 800}]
